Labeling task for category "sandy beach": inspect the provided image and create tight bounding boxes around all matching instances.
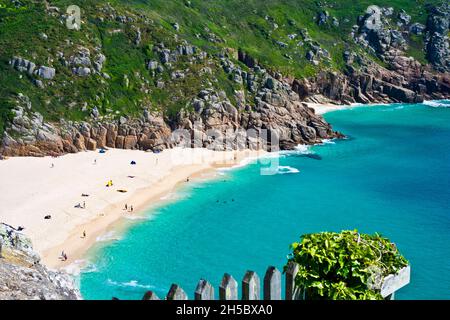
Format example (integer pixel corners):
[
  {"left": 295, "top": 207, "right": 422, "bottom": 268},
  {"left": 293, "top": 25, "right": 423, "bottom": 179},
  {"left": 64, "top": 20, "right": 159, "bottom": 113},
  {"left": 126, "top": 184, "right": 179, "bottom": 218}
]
[
  {"left": 0, "top": 103, "right": 361, "bottom": 272},
  {"left": 306, "top": 102, "right": 379, "bottom": 115},
  {"left": 0, "top": 147, "right": 265, "bottom": 269}
]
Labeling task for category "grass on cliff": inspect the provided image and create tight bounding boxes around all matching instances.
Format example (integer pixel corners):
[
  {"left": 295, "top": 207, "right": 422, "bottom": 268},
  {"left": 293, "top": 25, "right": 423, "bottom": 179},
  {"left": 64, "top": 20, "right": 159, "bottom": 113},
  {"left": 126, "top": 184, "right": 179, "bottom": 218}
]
[{"left": 0, "top": 0, "right": 444, "bottom": 135}]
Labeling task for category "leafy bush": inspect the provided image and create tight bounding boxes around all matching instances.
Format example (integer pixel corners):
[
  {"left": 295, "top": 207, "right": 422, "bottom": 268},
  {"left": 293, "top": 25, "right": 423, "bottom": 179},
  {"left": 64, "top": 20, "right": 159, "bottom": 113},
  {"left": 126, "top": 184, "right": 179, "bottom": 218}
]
[{"left": 285, "top": 230, "right": 409, "bottom": 300}]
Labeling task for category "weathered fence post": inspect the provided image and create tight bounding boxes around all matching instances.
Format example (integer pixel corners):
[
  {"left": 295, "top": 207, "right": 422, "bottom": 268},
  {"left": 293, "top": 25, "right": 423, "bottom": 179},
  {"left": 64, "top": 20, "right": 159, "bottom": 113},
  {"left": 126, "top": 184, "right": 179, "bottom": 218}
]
[
  {"left": 142, "top": 291, "right": 160, "bottom": 300},
  {"left": 264, "top": 266, "right": 281, "bottom": 300},
  {"left": 195, "top": 279, "right": 214, "bottom": 300},
  {"left": 285, "top": 261, "right": 300, "bottom": 300},
  {"left": 219, "top": 273, "right": 238, "bottom": 300},
  {"left": 242, "top": 271, "right": 260, "bottom": 300},
  {"left": 167, "top": 284, "right": 188, "bottom": 300}
]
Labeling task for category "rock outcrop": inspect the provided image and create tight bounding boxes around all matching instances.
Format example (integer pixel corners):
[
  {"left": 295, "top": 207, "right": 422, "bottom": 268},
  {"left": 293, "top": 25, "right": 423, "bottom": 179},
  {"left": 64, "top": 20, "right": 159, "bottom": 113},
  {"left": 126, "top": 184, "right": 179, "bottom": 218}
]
[
  {"left": 0, "top": 223, "right": 81, "bottom": 300},
  {"left": 0, "top": 76, "right": 341, "bottom": 156},
  {"left": 0, "top": 103, "right": 174, "bottom": 157},
  {"left": 425, "top": 4, "right": 450, "bottom": 72},
  {"left": 1, "top": 4, "right": 450, "bottom": 158},
  {"left": 304, "top": 4, "right": 450, "bottom": 105}
]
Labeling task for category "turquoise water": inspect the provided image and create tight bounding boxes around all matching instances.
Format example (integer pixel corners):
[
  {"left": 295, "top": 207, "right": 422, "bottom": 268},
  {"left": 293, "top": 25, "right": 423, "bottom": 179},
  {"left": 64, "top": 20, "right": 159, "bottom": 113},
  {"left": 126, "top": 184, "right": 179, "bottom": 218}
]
[{"left": 79, "top": 101, "right": 450, "bottom": 300}]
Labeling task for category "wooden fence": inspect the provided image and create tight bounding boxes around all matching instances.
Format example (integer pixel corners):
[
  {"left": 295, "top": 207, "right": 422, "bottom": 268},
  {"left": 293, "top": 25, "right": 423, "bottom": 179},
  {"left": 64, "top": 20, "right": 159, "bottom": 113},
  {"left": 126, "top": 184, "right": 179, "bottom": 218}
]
[{"left": 136, "top": 262, "right": 410, "bottom": 300}]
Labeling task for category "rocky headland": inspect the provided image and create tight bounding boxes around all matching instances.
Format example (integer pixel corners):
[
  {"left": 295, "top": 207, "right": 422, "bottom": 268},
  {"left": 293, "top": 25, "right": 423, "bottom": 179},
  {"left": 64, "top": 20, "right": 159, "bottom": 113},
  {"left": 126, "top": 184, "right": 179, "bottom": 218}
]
[
  {"left": 0, "top": 223, "right": 81, "bottom": 300},
  {"left": 0, "top": 2, "right": 449, "bottom": 157}
]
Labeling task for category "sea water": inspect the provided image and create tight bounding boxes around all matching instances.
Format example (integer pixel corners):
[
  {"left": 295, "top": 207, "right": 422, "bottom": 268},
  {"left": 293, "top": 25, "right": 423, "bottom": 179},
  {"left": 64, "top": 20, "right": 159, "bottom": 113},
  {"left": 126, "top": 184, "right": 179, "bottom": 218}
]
[{"left": 79, "top": 101, "right": 450, "bottom": 300}]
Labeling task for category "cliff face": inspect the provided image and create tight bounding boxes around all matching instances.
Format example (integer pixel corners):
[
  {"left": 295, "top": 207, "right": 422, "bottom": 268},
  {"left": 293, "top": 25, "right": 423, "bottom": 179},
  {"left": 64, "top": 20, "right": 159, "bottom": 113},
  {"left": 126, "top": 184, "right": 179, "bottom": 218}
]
[
  {"left": 0, "top": 223, "right": 81, "bottom": 300},
  {"left": 1, "top": 56, "right": 342, "bottom": 156},
  {"left": 295, "top": 4, "right": 450, "bottom": 106},
  {"left": 0, "top": 1, "right": 449, "bottom": 157}
]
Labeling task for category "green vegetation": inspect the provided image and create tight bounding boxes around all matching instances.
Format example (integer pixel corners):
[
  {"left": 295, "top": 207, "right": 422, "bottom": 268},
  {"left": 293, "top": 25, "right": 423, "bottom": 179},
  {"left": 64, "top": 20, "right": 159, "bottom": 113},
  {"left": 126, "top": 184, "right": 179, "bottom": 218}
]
[
  {"left": 0, "top": 0, "right": 443, "bottom": 135},
  {"left": 285, "top": 230, "right": 409, "bottom": 300}
]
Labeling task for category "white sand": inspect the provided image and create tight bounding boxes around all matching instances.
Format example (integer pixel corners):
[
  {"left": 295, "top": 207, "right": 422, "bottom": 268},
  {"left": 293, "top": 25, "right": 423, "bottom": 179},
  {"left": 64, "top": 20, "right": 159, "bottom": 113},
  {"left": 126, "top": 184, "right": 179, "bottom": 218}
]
[
  {"left": 0, "top": 102, "right": 364, "bottom": 271},
  {"left": 0, "top": 147, "right": 265, "bottom": 269},
  {"left": 306, "top": 102, "right": 376, "bottom": 115},
  {"left": 306, "top": 103, "right": 350, "bottom": 114}
]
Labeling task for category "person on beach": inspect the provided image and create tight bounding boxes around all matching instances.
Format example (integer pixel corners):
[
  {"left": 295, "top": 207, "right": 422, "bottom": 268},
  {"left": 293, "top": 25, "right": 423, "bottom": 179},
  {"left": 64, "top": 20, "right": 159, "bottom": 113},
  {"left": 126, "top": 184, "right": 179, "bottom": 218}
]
[
  {"left": 130, "top": 205, "right": 134, "bottom": 213},
  {"left": 186, "top": 177, "right": 190, "bottom": 182},
  {"left": 51, "top": 163, "right": 54, "bottom": 168},
  {"left": 83, "top": 201, "right": 86, "bottom": 209},
  {"left": 94, "top": 159, "right": 97, "bottom": 165},
  {"left": 124, "top": 204, "right": 128, "bottom": 211},
  {"left": 82, "top": 231, "right": 86, "bottom": 238}
]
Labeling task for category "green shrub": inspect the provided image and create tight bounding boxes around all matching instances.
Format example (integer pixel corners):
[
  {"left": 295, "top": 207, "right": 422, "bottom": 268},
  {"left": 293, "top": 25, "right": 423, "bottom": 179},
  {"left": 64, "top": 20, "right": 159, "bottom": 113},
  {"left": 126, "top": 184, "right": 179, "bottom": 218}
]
[{"left": 285, "top": 230, "right": 409, "bottom": 300}]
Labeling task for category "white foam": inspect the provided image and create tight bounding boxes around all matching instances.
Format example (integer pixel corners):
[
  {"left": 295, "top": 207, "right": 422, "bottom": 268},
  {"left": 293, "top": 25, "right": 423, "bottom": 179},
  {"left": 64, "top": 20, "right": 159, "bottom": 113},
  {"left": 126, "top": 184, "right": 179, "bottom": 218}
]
[
  {"left": 63, "top": 259, "right": 99, "bottom": 276},
  {"left": 320, "top": 139, "right": 336, "bottom": 145},
  {"left": 123, "top": 214, "right": 148, "bottom": 221},
  {"left": 81, "top": 262, "right": 99, "bottom": 274},
  {"left": 62, "top": 259, "right": 87, "bottom": 276},
  {"left": 277, "top": 166, "right": 300, "bottom": 175},
  {"left": 160, "top": 192, "right": 178, "bottom": 201},
  {"left": 278, "top": 144, "right": 317, "bottom": 159},
  {"left": 423, "top": 100, "right": 450, "bottom": 108},
  {"left": 96, "top": 231, "right": 121, "bottom": 243},
  {"left": 294, "top": 144, "right": 311, "bottom": 153},
  {"left": 217, "top": 155, "right": 260, "bottom": 172},
  {"left": 107, "top": 279, "right": 155, "bottom": 290}
]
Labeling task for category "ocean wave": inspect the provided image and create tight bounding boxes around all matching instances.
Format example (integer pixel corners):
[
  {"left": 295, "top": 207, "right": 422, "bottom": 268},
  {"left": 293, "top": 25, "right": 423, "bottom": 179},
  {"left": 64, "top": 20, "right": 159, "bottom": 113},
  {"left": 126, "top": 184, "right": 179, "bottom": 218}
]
[
  {"left": 320, "top": 139, "right": 336, "bottom": 145},
  {"left": 62, "top": 260, "right": 87, "bottom": 276},
  {"left": 423, "top": 100, "right": 450, "bottom": 108},
  {"left": 63, "top": 259, "right": 99, "bottom": 276},
  {"left": 107, "top": 279, "right": 155, "bottom": 290},
  {"left": 123, "top": 215, "right": 148, "bottom": 221},
  {"left": 279, "top": 144, "right": 313, "bottom": 157},
  {"left": 381, "top": 105, "right": 406, "bottom": 112},
  {"left": 96, "top": 231, "right": 121, "bottom": 243},
  {"left": 294, "top": 144, "right": 312, "bottom": 153},
  {"left": 277, "top": 166, "right": 300, "bottom": 175},
  {"left": 217, "top": 155, "right": 262, "bottom": 172},
  {"left": 160, "top": 192, "right": 178, "bottom": 201},
  {"left": 81, "top": 262, "right": 99, "bottom": 274}
]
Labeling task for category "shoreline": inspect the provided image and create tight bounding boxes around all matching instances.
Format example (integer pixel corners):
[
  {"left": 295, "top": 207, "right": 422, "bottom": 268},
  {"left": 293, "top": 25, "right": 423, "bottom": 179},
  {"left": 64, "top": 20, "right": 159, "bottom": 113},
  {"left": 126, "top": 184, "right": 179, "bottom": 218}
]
[
  {"left": 305, "top": 102, "right": 379, "bottom": 115},
  {"left": 0, "top": 101, "right": 396, "bottom": 274},
  {"left": 46, "top": 153, "right": 260, "bottom": 271},
  {"left": 0, "top": 147, "right": 267, "bottom": 271}
]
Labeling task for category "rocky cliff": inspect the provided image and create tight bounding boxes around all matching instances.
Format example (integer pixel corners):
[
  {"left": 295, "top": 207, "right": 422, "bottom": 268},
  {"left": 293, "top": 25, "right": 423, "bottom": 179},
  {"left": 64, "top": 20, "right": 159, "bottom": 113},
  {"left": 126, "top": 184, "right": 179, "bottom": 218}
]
[
  {"left": 0, "top": 1, "right": 449, "bottom": 157},
  {"left": 0, "top": 223, "right": 81, "bottom": 300},
  {"left": 296, "top": 4, "right": 450, "bottom": 105}
]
